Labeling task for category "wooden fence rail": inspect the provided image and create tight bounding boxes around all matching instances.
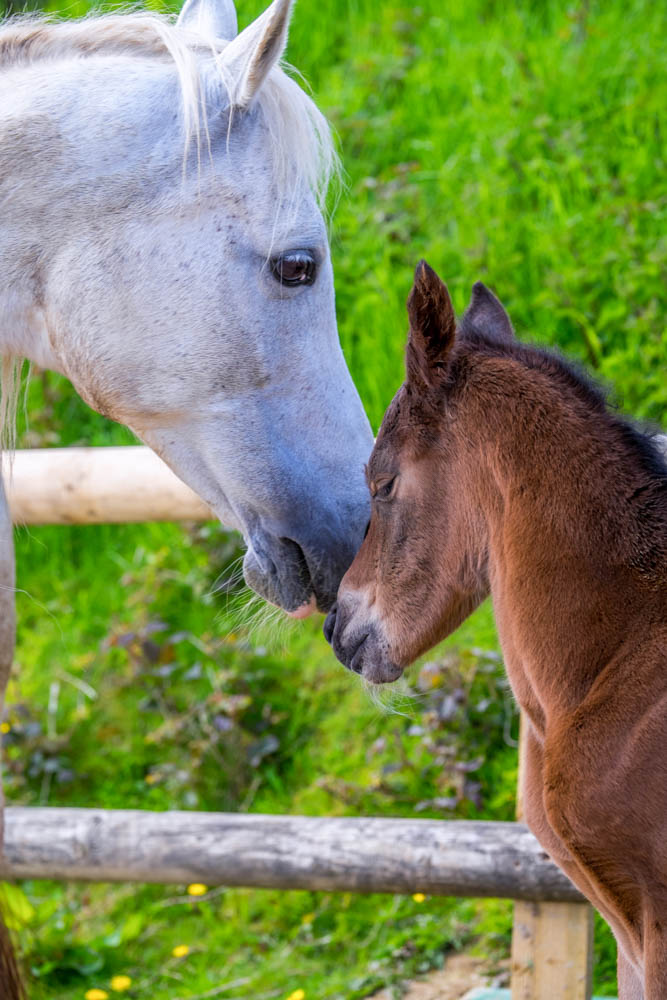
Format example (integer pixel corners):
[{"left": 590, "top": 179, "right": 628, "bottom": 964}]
[
  {"left": 0, "top": 808, "right": 583, "bottom": 901},
  {"left": 2, "top": 447, "right": 212, "bottom": 524}
]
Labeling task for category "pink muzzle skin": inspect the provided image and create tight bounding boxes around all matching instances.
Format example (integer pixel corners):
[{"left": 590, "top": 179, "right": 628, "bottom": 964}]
[{"left": 286, "top": 594, "right": 319, "bottom": 619}]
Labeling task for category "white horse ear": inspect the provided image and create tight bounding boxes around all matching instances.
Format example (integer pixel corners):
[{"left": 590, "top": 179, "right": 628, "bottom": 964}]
[
  {"left": 219, "top": 0, "right": 294, "bottom": 110},
  {"left": 177, "top": 0, "right": 238, "bottom": 41}
]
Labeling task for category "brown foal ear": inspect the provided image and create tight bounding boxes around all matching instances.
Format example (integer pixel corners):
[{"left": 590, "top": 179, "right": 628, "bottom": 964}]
[
  {"left": 461, "top": 281, "right": 514, "bottom": 343},
  {"left": 406, "top": 260, "right": 457, "bottom": 388}
]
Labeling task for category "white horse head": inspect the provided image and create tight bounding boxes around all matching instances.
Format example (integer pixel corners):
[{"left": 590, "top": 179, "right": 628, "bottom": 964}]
[{"left": 0, "top": 0, "right": 374, "bottom": 615}]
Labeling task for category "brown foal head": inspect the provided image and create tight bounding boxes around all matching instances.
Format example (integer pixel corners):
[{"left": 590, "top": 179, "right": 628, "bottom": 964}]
[{"left": 324, "top": 261, "right": 514, "bottom": 683}]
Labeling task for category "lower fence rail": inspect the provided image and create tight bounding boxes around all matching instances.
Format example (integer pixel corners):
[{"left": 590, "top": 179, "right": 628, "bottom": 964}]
[{"left": 0, "top": 808, "right": 582, "bottom": 902}]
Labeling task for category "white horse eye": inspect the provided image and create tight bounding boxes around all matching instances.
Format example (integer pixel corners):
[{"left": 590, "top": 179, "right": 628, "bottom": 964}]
[{"left": 271, "top": 250, "right": 316, "bottom": 287}]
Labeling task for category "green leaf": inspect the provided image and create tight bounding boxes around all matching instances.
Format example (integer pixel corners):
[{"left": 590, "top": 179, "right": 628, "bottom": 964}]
[{"left": 0, "top": 883, "right": 35, "bottom": 930}]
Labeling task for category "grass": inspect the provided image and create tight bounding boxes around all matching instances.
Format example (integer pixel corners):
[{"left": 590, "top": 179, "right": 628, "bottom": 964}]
[{"left": 1, "top": 0, "right": 665, "bottom": 996}]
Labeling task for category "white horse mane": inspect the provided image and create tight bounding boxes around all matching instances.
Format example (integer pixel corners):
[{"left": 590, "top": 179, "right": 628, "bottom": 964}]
[
  {"left": 0, "top": 9, "right": 340, "bottom": 450},
  {"left": 0, "top": 10, "right": 338, "bottom": 202}
]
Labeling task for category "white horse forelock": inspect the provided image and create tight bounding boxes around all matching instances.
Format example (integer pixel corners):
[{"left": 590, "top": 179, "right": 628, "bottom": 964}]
[{"left": 0, "top": 9, "right": 340, "bottom": 450}]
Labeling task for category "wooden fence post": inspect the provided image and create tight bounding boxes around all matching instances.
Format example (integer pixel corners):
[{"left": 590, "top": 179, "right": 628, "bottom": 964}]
[{"left": 510, "top": 713, "right": 594, "bottom": 999}]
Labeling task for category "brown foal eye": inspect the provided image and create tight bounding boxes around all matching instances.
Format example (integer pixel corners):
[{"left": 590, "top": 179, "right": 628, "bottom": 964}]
[
  {"left": 374, "top": 476, "right": 396, "bottom": 501},
  {"left": 271, "top": 250, "right": 317, "bottom": 287}
]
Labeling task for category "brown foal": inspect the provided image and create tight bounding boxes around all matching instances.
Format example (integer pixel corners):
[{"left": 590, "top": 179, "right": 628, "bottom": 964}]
[{"left": 325, "top": 261, "right": 667, "bottom": 999}]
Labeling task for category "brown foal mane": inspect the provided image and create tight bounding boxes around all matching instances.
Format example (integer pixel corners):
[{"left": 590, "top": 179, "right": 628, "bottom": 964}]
[
  {"left": 458, "top": 322, "right": 667, "bottom": 497},
  {"left": 454, "top": 317, "right": 667, "bottom": 579}
]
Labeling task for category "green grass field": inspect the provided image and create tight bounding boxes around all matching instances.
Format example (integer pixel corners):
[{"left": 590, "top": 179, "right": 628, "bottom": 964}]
[{"left": 1, "top": 0, "right": 665, "bottom": 996}]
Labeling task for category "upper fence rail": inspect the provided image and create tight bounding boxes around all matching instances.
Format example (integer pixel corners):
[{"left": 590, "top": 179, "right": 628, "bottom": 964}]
[
  {"left": 2, "top": 447, "right": 212, "bottom": 524},
  {"left": 4, "top": 439, "right": 666, "bottom": 526}
]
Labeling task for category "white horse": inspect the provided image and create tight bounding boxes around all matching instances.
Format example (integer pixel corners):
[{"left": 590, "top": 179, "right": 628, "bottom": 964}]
[
  {"left": 0, "top": 0, "right": 373, "bottom": 990},
  {"left": 0, "top": 0, "right": 374, "bottom": 613}
]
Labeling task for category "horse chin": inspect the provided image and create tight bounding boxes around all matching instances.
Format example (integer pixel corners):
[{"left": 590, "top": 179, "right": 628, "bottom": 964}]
[
  {"left": 285, "top": 595, "right": 318, "bottom": 619},
  {"left": 353, "top": 631, "right": 403, "bottom": 684},
  {"left": 360, "top": 657, "right": 404, "bottom": 685},
  {"left": 324, "top": 610, "right": 403, "bottom": 684}
]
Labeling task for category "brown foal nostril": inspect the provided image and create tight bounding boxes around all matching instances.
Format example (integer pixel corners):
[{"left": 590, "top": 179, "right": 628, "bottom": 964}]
[{"left": 323, "top": 603, "right": 337, "bottom": 645}]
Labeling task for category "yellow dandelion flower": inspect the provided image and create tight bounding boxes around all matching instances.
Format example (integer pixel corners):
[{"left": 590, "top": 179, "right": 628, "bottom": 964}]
[
  {"left": 85, "top": 990, "right": 109, "bottom": 1000},
  {"left": 301, "top": 912, "right": 315, "bottom": 924},
  {"left": 412, "top": 892, "right": 426, "bottom": 903},
  {"left": 286, "top": 991, "right": 305, "bottom": 1000},
  {"left": 187, "top": 883, "right": 207, "bottom": 896},
  {"left": 144, "top": 773, "right": 158, "bottom": 785},
  {"left": 0, "top": 722, "right": 10, "bottom": 734},
  {"left": 172, "top": 944, "right": 190, "bottom": 958},
  {"left": 110, "top": 975, "right": 132, "bottom": 992}
]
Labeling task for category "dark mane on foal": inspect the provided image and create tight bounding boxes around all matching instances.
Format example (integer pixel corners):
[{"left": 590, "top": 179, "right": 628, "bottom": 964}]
[{"left": 458, "top": 324, "right": 667, "bottom": 485}]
